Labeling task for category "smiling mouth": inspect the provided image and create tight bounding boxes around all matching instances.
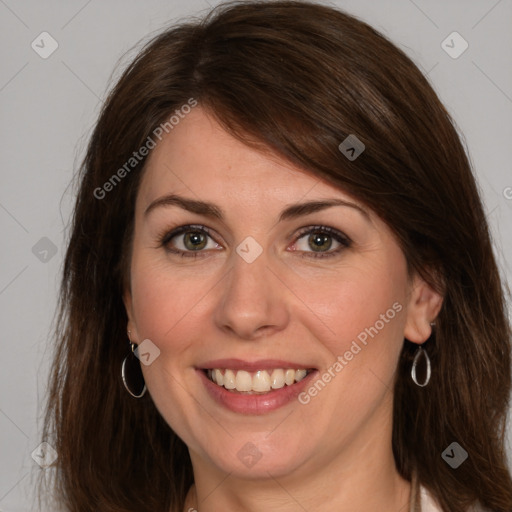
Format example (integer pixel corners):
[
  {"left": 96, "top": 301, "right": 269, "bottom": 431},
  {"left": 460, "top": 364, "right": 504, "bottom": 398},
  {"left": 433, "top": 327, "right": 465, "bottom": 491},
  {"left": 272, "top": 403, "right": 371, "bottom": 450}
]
[{"left": 204, "top": 368, "right": 314, "bottom": 394}]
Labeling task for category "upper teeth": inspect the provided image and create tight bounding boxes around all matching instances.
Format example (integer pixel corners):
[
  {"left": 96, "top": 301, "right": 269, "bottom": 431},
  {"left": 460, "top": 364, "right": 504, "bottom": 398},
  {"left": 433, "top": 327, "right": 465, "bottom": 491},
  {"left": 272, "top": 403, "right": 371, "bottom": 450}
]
[{"left": 207, "top": 368, "right": 309, "bottom": 393}]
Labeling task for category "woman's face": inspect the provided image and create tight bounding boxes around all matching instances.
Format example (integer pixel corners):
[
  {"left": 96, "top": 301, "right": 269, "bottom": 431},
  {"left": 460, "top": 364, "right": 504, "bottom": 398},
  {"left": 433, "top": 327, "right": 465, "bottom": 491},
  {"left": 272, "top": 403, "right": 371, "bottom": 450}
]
[{"left": 124, "top": 106, "right": 440, "bottom": 481}]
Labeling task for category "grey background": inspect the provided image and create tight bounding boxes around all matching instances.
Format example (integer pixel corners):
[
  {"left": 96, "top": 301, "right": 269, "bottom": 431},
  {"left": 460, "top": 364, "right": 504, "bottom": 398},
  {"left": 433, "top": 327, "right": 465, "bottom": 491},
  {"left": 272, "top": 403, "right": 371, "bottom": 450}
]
[{"left": 1, "top": 0, "right": 511, "bottom": 510}]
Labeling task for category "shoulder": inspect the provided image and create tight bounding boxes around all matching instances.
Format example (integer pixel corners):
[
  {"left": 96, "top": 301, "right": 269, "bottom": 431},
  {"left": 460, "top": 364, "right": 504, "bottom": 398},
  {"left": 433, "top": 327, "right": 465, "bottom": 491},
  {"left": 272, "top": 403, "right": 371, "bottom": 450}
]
[{"left": 419, "top": 486, "right": 491, "bottom": 512}]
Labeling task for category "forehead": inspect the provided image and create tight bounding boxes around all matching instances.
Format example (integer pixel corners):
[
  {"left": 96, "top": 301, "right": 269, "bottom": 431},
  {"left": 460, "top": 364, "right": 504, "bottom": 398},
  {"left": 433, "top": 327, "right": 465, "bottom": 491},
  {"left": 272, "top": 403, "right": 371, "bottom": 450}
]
[{"left": 137, "top": 106, "right": 364, "bottom": 215}]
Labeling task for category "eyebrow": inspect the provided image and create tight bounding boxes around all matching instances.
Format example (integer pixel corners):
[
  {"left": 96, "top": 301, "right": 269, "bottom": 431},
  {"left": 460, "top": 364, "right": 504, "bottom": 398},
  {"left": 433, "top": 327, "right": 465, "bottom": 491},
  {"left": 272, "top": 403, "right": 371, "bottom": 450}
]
[{"left": 144, "top": 193, "right": 370, "bottom": 222}]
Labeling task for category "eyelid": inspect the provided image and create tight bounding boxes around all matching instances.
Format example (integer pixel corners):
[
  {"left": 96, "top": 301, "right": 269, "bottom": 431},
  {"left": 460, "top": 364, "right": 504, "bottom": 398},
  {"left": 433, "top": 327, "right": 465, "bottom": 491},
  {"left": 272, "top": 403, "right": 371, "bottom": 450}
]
[
  {"left": 158, "top": 223, "right": 352, "bottom": 258},
  {"left": 291, "top": 225, "right": 352, "bottom": 259},
  {"left": 159, "top": 224, "right": 217, "bottom": 245},
  {"left": 294, "top": 225, "right": 351, "bottom": 244}
]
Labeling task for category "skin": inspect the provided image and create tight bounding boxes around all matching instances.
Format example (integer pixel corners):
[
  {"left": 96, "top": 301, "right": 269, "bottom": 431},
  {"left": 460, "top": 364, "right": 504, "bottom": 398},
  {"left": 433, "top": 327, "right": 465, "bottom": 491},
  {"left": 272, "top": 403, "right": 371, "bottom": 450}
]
[{"left": 124, "top": 106, "right": 443, "bottom": 512}]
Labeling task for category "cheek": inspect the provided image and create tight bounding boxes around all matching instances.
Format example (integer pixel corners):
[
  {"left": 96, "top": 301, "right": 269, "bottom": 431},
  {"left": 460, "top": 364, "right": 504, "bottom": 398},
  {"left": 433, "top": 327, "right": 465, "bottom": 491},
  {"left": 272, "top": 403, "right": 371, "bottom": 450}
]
[
  {"left": 128, "top": 258, "right": 213, "bottom": 443},
  {"left": 291, "top": 261, "right": 407, "bottom": 435},
  {"left": 297, "top": 260, "right": 406, "bottom": 355},
  {"left": 293, "top": 258, "right": 408, "bottom": 421},
  {"left": 129, "top": 253, "right": 208, "bottom": 345}
]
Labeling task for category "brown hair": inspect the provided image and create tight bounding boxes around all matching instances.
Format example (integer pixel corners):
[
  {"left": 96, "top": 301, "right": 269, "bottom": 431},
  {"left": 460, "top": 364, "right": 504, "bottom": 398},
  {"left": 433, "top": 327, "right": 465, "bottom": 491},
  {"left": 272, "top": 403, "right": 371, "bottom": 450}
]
[{"left": 40, "top": 1, "right": 512, "bottom": 510}]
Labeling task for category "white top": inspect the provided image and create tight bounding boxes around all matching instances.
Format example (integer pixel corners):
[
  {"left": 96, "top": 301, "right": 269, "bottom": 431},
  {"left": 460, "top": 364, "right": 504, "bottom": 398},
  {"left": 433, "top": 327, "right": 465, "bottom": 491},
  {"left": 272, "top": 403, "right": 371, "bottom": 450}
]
[
  {"left": 419, "top": 486, "right": 442, "bottom": 511},
  {"left": 418, "top": 485, "right": 487, "bottom": 512}
]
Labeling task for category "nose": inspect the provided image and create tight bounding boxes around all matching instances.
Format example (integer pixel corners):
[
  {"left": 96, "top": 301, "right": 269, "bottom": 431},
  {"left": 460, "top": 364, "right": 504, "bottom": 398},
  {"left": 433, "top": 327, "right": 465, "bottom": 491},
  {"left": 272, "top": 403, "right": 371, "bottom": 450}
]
[{"left": 213, "top": 247, "right": 290, "bottom": 341}]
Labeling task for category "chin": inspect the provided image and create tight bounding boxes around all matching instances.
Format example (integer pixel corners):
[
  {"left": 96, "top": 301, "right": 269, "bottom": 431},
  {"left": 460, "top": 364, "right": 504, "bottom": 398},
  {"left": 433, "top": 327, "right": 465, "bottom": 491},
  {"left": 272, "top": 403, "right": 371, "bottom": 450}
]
[{"left": 196, "top": 430, "right": 315, "bottom": 480}]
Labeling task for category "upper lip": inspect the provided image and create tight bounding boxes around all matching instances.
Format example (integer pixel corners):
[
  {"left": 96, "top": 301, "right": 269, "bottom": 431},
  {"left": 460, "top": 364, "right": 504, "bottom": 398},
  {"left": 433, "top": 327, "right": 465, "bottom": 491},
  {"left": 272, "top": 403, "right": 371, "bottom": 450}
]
[{"left": 198, "top": 358, "right": 317, "bottom": 371}]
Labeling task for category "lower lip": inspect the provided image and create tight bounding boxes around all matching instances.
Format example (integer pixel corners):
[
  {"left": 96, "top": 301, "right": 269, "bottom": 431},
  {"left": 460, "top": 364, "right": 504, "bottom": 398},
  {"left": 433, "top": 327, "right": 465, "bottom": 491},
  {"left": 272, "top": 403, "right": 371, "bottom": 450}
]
[{"left": 197, "top": 369, "right": 318, "bottom": 415}]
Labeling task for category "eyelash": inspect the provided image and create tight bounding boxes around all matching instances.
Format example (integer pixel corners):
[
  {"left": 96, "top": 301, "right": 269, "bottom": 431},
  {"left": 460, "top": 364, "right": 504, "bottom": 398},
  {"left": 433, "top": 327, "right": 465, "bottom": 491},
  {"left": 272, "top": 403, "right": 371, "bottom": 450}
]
[{"left": 157, "top": 224, "right": 352, "bottom": 259}]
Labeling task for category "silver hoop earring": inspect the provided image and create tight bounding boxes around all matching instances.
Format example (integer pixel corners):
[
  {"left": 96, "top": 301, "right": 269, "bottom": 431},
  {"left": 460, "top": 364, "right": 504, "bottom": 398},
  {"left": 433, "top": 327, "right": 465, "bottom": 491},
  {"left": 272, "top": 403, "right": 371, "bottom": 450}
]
[
  {"left": 410, "top": 322, "right": 435, "bottom": 387},
  {"left": 411, "top": 345, "right": 431, "bottom": 387},
  {"left": 121, "top": 342, "right": 147, "bottom": 398}
]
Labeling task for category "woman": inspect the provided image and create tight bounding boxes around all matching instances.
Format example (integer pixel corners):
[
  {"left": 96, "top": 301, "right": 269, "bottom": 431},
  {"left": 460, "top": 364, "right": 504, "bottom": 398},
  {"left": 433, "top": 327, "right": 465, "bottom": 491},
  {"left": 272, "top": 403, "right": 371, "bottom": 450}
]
[{"left": 40, "top": 1, "right": 512, "bottom": 511}]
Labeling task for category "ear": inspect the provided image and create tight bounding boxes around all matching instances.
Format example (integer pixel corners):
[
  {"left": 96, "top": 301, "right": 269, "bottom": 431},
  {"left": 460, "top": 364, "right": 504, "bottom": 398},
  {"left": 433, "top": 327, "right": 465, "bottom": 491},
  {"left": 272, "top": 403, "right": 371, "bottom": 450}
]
[
  {"left": 123, "top": 288, "right": 139, "bottom": 342},
  {"left": 404, "top": 273, "right": 443, "bottom": 344}
]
